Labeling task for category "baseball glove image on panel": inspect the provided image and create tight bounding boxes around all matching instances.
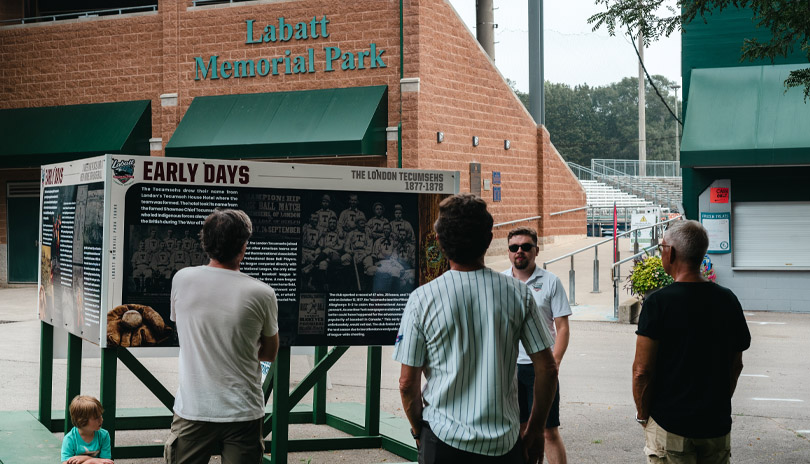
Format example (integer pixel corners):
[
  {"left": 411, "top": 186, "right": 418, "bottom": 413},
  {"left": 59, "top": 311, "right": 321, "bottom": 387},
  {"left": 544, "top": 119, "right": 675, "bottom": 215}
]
[{"left": 107, "top": 304, "right": 172, "bottom": 347}]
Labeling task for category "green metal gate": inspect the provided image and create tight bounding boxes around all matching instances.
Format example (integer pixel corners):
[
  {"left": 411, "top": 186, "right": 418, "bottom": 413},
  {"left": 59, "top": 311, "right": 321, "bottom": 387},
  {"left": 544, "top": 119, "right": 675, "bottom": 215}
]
[{"left": 7, "top": 182, "right": 40, "bottom": 283}]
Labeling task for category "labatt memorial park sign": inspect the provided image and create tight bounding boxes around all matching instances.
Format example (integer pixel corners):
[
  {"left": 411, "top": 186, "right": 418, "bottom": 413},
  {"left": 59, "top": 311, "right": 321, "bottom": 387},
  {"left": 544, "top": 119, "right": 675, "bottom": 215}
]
[{"left": 194, "top": 16, "right": 387, "bottom": 81}]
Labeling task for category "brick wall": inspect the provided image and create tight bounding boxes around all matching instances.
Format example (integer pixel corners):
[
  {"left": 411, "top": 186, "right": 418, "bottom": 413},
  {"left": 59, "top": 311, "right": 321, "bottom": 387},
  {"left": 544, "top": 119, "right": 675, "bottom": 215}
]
[
  {"left": 405, "top": 0, "right": 584, "bottom": 242},
  {"left": 537, "top": 126, "right": 587, "bottom": 243}
]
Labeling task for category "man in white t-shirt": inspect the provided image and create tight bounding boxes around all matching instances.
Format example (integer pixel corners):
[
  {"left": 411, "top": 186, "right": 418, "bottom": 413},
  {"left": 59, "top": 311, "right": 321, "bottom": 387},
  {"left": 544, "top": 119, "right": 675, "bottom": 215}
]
[
  {"left": 504, "top": 227, "right": 572, "bottom": 464},
  {"left": 165, "top": 209, "right": 279, "bottom": 464}
]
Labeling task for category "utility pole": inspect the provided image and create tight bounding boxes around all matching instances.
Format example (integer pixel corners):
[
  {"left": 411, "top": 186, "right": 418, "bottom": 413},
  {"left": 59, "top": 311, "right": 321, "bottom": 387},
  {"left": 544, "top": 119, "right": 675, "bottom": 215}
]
[
  {"left": 673, "top": 84, "right": 681, "bottom": 164},
  {"left": 638, "top": 30, "right": 646, "bottom": 177},
  {"left": 528, "top": 0, "right": 545, "bottom": 125},
  {"left": 476, "top": 0, "right": 496, "bottom": 60}
]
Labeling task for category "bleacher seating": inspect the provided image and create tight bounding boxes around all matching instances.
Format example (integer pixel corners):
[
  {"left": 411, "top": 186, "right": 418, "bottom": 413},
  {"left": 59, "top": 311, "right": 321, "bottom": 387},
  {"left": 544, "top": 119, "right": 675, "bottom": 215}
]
[{"left": 580, "top": 179, "right": 653, "bottom": 209}]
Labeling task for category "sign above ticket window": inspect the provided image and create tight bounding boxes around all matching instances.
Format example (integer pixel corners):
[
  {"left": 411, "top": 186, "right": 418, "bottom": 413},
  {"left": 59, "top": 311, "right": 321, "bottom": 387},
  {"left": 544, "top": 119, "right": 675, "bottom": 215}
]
[{"left": 194, "top": 16, "right": 387, "bottom": 81}]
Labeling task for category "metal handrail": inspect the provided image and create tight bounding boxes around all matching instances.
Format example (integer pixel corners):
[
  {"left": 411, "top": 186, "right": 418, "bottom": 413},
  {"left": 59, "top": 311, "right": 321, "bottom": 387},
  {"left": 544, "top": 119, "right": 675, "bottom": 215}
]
[
  {"left": 611, "top": 244, "right": 660, "bottom": 318},
  {"left": 549, "top": 206, "right": 588, "bottom": 217},
  {"left": 493, "top": 215, "right": 541, "bottom": 228},
  {"left": 540, "top": 213, "right": 682, "bottom": 311},
  {"left": 0, "top": 5, "right": 157, "bottom": 24},
  {"left": 591, "top": 159, "right": 681, "bottom": 178},
  {"left": 571, "top": 162, "right": 680, "bottom": 211},
  {"left": 591, "top": 163, "right": 680, "bottom": 199},
  {"left": 543, "top": 237, "right": 613, "bottom": 267}
]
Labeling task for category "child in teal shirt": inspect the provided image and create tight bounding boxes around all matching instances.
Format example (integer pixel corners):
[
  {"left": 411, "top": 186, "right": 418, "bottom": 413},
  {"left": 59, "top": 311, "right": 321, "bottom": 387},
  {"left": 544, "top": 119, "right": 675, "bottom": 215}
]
[{"left": 61, "top": 395, "right": 114, "bottom": 464}]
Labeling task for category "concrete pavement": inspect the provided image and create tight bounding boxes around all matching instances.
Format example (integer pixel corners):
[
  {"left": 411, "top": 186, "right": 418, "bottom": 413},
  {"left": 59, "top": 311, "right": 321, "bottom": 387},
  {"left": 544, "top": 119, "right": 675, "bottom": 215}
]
[{"left": 1, "top": 236, "right": 808, "bottom": 463}]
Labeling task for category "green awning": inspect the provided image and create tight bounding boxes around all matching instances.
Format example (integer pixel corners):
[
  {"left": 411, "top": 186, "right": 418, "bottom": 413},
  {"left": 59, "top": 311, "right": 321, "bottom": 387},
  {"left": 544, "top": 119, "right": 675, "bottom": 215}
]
[
  {"left": 165, "top": 85, "right": 388, "bottom": 159},
  {"left": 681, "top": 64, "right": 810, "bottom": 168},
  {"left": 0, "top": 100, "right": 151, "bottom": 168}
]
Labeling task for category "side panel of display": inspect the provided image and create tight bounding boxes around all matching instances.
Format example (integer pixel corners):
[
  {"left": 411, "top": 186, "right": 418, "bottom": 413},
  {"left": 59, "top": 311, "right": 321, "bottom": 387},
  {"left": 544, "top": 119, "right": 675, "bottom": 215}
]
[
  {"left": 38, "top": 157, "right": 107, "bottom": 345},
  {"left": 106, "top": 157, "right": 456, "bottom": 348}
]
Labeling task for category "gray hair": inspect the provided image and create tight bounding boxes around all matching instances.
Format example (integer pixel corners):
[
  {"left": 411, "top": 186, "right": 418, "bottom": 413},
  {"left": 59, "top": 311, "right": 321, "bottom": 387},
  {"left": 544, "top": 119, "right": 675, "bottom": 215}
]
[{"left": 664, "top": 220, "right": 708, "bottom": 268}]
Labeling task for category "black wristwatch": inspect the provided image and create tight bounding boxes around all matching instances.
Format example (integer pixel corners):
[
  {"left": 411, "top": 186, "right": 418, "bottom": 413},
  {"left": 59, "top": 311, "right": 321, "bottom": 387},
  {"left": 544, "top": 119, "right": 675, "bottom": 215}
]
[{"left": 411, "top": 428, "right": 421, "bottom": 440}]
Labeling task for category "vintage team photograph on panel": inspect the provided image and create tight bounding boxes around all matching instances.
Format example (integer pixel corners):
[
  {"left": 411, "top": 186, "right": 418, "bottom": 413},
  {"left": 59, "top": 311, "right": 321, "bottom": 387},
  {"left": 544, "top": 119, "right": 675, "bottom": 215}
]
[{"left": 298, "top": 191, "right": 419, "bottom": 295}]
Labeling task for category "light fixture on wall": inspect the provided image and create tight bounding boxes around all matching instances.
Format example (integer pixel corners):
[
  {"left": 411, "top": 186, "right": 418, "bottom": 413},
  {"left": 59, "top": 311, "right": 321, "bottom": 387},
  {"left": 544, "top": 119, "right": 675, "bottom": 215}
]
[
  {"left": 472, "top": 136, "right": 479, "bottom": 147},
  {"left": 504, "top": 139, "right": 511, "bottom": 150},
  {"left": 437, "top": 131, "right": 444, "bottom": 143}
]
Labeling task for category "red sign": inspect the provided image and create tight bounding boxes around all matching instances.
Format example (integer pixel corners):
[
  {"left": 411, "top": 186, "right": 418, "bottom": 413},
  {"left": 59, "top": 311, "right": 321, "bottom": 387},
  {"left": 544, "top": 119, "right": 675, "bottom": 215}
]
[{"left": 710, "top": 187, "right": 729, "bottom": 203}]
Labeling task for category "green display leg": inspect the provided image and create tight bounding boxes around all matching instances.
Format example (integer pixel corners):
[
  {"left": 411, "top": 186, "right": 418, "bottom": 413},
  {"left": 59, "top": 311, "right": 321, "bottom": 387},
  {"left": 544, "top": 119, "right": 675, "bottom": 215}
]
[
  {"left": 64, "top": 333, "right": 83, "bottom": 434},
  {"left": 100, "top": 347, "right": 118, "bottom": 451},
  {"left": 270, "top": 347, "right": 291, "bottom": 464},
  {"left": 365, "top": 346, "right": 381, "bottom": 436},
  {"left": 313, "top": 346, "right": 327, "bottom": 425},
  {"left": 38, "top": 322, "right": 54, "bottom": 430}
]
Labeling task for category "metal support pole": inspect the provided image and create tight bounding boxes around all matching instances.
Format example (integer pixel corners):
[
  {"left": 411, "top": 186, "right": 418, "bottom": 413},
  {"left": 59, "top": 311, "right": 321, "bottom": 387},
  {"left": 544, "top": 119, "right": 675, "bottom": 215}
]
[
  {"left": 65, "top": 333, "right": 83, "bottom": 434},
  {"left": 365, "top": 346, "right": 382, "bottom": 436},
  {"left": 613, "top": 265, "right": 620, "bottom": 319},
  {"left": 634, "top": 230, "right": 639, "bottom": 255},
  {"left": 528, "top": 0, "right": 545, "bottom": 124},
  {"left": 271, "top": 347, "right": 291, "bottom": 464},
  {"left": 100, "top": 347, "right": 118, "bottom": 449},
  {"left": 592, "top": 246, "right": 600, "bottom": 293},
  {"left": 313, "top": 346, "right": 328, "bottom": 425},
  {"left": 568, "top": 255, "right": 576, "bottom": 305},
  {"left": 38, "top": 322, "right": 54, "bottom": 429}
]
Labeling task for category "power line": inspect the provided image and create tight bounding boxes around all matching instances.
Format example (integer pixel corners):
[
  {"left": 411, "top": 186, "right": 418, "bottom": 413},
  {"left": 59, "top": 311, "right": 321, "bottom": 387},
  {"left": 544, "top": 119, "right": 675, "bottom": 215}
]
[{"left": 627, "top": 29, "right": 683, "bottom": 127}]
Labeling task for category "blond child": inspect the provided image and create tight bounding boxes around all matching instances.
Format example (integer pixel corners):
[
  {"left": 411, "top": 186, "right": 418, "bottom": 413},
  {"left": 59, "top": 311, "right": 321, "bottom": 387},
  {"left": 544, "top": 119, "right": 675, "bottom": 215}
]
[{"left": 61, "top": 395, "right": 114, "bottom": 464}]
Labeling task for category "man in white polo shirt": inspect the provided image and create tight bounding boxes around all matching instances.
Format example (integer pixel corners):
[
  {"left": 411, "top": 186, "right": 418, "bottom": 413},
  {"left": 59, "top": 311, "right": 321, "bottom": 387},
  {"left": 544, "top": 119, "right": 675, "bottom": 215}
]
[
  {"left": 504, "top": 227, "right": 571, "bottom": 464},
  {"left": 394, "top": 194, "right": 558, "bottom": 464}
]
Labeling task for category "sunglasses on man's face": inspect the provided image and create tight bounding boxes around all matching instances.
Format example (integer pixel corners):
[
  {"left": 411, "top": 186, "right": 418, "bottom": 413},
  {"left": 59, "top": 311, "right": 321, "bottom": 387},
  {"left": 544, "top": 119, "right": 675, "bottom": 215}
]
[{"left": 508, "top": 243, "right": 536, "bottom": 253}]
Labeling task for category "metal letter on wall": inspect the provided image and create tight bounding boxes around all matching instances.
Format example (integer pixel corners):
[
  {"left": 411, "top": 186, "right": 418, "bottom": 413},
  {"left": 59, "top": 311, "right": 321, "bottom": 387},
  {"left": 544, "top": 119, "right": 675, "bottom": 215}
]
[{"left": 469, "top": 163, "right": 482, "bottom": 197}]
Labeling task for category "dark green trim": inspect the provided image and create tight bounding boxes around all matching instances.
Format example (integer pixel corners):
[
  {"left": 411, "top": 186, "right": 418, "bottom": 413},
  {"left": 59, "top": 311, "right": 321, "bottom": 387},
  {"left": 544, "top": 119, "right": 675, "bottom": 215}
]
[
  {"left": 100, "top": 348, "right": 118, "bottom": 448},
  {"left": 381, "top": 436, "right": 418, "bottom": 462},
  {"left": 312, "top": 346, "right": 328, "bottom": 425},
  {"left": 264, "top": 437, "right": 382, "bottom": 452},
  {"left": 681, "top": 148, "right": 810, "bottom": 168},
  {"left": 262, "top": 362, "right": 275, "bottom": 404},
  {"left": 288, "top": 346, "right": 349, "bottom": 409},
  {"left": 37, "top": 322, "right": 53, "bottom": 429},
  {"left": 270, "top": 348, "right": 291, "bottom": 464},
  {"left": 398, "top": 122, "right": 403, "bottom": 169},
  {"left": 165, "top": 86, "right": 388, "bottom": 160},
  {"left": 117, "top": 348, "right": 175, "bottom": 411},
  {"left": 64, "top": 334, "right": 83, "bottom": 434},
  {"left": 0, "top": 100, "right": 151, "bottom": 168},
  {"left": 365, "top": 346, "right": 381, "bottom": 436},
  {"left": 325, "top": 412, "right": 367, "bottom": 436}
]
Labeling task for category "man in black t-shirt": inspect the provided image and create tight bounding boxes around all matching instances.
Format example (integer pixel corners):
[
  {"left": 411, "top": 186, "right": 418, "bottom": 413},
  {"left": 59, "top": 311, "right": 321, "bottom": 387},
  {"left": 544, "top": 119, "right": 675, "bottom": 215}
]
[{"left": 633, "top": 220, "right": 751, "bottom": 464}]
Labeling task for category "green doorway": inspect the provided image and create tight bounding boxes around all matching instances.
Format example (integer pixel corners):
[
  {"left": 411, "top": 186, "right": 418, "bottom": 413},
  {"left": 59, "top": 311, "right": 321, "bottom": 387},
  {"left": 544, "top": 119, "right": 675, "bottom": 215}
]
[{"left": 7, "top": 182, "right": 40, "bottom": 283}]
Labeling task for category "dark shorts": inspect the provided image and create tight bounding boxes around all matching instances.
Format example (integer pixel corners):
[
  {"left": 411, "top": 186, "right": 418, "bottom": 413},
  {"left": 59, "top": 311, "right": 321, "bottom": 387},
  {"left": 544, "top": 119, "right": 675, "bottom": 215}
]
[
  {"left": 418, "top": 423, "right": 525, "bottom": 464},
  {"left": 164, "top": 414, "right": 264, "bottom": 464},
  {"left": 517, "top": 363, "right": 561, "bottom": 428}
]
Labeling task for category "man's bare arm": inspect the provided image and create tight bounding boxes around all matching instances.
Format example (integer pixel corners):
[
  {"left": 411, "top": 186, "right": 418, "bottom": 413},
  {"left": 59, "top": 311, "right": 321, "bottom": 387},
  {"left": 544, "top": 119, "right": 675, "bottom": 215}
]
[
  {"left": 399, "top": 364, "right": 424, "bottom": 442},
  {"left": 729, "top": 351, "right": 744, "bottom": 397},
  {"left": 258, "top": 333, "right": 279, "bottom": 362},
  {"left": 632, "top": 335, "right": 659, "bottom": 422},
  {"left": 523, "top": 347, "right": 558, "bottom": 464},
  {"left": 552, "top": 316, "right": 570, "bottom": 367}
]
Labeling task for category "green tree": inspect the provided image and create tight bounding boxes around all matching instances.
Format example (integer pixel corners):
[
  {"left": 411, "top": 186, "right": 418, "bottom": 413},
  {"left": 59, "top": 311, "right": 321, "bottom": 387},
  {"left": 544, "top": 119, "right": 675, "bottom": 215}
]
[
  {"left": 589, "top": 0, "right": 810, "bottom": 99},
  {"left": 509, "top": 77, "right": 680, "bottom": 166}
]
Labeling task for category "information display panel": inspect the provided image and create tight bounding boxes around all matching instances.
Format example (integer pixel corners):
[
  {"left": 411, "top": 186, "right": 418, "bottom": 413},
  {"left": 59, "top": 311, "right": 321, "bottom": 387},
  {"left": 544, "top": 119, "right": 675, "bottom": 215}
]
[{"left": 39, "top": 155, "right": 458, "bottom": 348}]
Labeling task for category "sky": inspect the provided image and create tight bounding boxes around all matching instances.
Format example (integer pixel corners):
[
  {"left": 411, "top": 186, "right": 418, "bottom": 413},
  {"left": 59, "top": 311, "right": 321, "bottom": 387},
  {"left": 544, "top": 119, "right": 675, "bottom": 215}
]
[{"left": 447, "top": 0, "right": 681, "bottom": 92}]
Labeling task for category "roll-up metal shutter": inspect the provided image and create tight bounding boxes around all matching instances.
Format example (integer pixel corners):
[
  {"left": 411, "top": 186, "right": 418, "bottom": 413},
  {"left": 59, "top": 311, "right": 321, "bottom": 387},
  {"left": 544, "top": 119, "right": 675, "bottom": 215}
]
[{"left": 733, "top": 202, "right": 810, "bottom": 268}]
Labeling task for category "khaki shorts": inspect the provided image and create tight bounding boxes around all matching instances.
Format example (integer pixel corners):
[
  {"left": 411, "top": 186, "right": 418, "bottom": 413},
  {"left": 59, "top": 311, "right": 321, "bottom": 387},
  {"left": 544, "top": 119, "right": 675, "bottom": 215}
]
[
  {"left": 164, "top": 414, "right": 264, "bottom": 464},
  {"left": 644, "top": 416, "right": 731, "bottom": 464}
]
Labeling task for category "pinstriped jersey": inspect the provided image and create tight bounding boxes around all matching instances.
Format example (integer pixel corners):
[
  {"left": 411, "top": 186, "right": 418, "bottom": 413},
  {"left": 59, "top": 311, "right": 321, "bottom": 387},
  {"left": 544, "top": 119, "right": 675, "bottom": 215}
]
[{"left": 393, "top": 267, "right": 553, "bottom": 456}]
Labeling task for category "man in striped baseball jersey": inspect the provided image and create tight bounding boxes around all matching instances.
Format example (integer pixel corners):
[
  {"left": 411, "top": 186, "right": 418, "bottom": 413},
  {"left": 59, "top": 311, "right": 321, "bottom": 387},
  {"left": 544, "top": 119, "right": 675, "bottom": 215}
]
[{"left": 394, "top": 193, "right": 558, "bottom": 464}]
